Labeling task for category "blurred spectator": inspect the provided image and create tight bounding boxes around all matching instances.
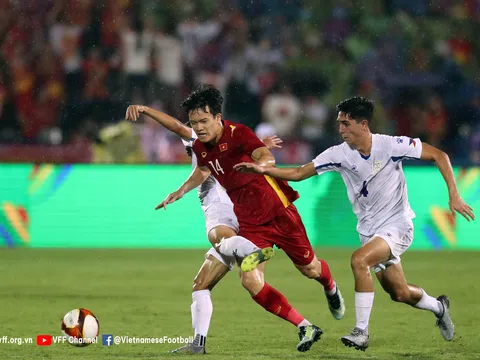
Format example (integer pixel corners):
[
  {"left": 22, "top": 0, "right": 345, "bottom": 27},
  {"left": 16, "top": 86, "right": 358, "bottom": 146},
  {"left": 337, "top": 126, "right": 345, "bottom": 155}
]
[
  {"left": 120, "top": 15, "right": 154, "bottom": 104},
  {"left": 154, "top": 20, "right": 183, "bottom": 110},
  {"left": 424, "top": 93, "right": 448, "bottom": 148},
  {"left": 261, "top": 84, "right": 302, "bottom": 139},
  {"left": 299, "top": 96, "right": 330, "bottom": 154},
  {"left": 0, "top": 0, "right": 478, "bottom": 166}
]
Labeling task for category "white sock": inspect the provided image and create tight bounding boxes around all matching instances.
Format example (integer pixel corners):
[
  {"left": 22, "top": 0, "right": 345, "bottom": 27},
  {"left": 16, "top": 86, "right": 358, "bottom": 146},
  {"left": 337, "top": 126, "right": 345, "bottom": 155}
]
[
  {"left": 413, "top": 289, "right": 442, "bottom": 316},
  {"left": 217, "top": 235, "right": 258, "bottom": 258},
  {"left": 297, "top": 319, "right": 312, "bottom": 328},
  {"left": 191, "top": 290, "right": 213, "bottom": 338},
  {"left": 355, "top": 291, "right": 374, "bottom": 333}
]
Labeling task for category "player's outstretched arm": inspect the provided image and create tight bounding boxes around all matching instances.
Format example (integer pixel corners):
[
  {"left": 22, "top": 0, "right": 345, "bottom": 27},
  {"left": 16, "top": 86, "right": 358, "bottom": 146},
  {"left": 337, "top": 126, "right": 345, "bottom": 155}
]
[
  {"left": 125, "top": 105, "right": 192, "bottom": 141},
  {"left": 234, "top": 161, "right": 317, "bottom": 182},
  {"left": 421, "top": 143, "right": 475, "bottom": 221},
  {"left": 155, "top": 165, "right": 211, "bottom": 210}
]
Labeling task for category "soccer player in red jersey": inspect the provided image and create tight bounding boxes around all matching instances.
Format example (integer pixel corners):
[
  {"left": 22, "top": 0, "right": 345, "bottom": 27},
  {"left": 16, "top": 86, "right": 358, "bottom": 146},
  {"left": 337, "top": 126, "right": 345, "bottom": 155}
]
[
  {"left": 157, "top": 84, "right": 345, "bottom": 352},
  {"left": 126, "top": 103, "right": 282, "bottom": 354}
]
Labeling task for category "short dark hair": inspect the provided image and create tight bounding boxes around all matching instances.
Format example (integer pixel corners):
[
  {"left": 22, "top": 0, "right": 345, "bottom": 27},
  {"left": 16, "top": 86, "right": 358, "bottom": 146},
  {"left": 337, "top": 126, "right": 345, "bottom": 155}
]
[
  {"left": 181, "top": 84, "right": 223, "bottom": 117},
  {"left": 336, "top": 96, "right": 375, "bottom": 122}
]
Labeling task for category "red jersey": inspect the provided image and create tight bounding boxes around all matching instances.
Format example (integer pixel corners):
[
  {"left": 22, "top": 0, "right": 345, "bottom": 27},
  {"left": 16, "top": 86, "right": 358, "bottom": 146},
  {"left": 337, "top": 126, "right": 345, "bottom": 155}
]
[{"left": 192, "top": 120, "right": 299, "bottom": 225}]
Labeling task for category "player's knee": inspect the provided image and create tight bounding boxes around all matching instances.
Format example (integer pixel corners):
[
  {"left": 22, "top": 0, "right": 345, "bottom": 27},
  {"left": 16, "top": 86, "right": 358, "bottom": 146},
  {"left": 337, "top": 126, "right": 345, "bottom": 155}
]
[
  {"left": 389, "top": 288, "right": 410, "bottom": 303},
  {"left": 350, "top": 252, "right": 368, "bottom": 271},
  {"left": 208, "top": 226, "right": 237, "bottom": 246}
]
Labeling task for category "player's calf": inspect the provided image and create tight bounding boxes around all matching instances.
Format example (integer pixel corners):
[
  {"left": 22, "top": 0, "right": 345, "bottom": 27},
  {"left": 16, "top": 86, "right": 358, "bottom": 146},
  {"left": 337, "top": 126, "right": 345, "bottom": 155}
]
[{"left": 296, "top": 258, "right": 344, "bottom": 319}]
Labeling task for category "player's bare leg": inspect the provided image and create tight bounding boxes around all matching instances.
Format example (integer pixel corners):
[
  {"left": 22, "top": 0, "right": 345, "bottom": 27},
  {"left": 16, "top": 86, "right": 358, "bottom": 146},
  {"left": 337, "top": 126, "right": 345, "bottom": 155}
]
[
  {"left": 209, "top": 225, "right": 274, "bottom": 271},
  {"left": 376, "top": 262, "right": 454, "bottom": 341},
  {"left": 240, "top": 262, "right": 323, "bottom": 352},
  {"left": 170, "top": 255, "right": 229, "bottom": 354},
  {"left": 295, "top": 256, "right": 345, "bottom": 320},
  {"left": 341, "top": 237, "right": 391, "bottom": 351}
]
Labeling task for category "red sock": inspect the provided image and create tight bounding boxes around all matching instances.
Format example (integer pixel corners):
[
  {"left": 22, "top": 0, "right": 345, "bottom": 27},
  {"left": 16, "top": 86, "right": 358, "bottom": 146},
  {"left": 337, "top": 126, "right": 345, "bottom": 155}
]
[
  {"left": 252, "top": 283, "right": 304, "bottom": 326},
  {"left": 315, "top": 259, "right": 335, "bottom": 292}
]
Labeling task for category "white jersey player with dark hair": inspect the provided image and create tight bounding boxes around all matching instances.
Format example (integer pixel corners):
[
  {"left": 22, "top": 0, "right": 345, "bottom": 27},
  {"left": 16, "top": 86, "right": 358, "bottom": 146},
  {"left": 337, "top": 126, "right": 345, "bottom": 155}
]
[
  {"left": 234, "top": 96, "right": 475, "bottom": 351},
  {"left": 125, "top": 104, "right": 282, "bottom": 354}
]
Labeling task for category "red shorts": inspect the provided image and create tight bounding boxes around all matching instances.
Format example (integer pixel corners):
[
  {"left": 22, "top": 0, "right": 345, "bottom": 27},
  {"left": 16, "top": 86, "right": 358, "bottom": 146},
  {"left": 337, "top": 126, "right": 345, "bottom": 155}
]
[{"left": 239, "top": 204, "right": 315, "bottom": 266}]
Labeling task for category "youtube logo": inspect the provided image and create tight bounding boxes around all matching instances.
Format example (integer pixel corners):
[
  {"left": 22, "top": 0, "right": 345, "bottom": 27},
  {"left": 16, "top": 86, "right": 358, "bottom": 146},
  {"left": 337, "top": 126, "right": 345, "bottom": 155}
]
[{"left": 37, "top": 335, "right": 52, "bottom": 346}]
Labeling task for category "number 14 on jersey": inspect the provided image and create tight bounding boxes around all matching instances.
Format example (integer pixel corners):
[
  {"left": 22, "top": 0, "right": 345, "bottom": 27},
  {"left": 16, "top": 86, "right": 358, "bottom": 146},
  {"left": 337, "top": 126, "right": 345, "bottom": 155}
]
[{"left": 208, "top": 159, "right": 225, "bottom": 175}]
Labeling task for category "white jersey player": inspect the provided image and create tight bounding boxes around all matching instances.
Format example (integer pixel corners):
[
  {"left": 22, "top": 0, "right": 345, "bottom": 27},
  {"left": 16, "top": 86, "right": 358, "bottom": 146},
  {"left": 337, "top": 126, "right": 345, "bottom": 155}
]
[
  {"left": 125, "top": 104, "right": 282, "bottom": 354},
  {"left": 234, "top": 96, "right": 475, "bottom": 351},
  {"left": 181, "top": 133, "right": 239, "bottom": 269}
]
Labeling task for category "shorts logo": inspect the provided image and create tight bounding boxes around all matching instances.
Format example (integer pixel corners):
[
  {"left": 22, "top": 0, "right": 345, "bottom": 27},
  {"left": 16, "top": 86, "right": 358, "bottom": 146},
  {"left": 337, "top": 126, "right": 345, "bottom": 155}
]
[
  {"left": 219, "top": 143, "right": 228, "bottom": 152},
  {"left": 274, "top": 306, "right": 282, "bottom": 315},
  {"left": 409, "top": 138, "right": 416, "bottom": 147},
  {"left": 201, "top": 152, "right": 207, "bottom": 158},
  {"left": 303, "top": 250, "right": 310, "bottom": 258}
]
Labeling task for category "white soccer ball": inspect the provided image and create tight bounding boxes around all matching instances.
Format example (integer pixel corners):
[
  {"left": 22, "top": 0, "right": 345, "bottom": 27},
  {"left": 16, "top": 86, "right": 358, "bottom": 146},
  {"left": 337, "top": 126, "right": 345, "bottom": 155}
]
[{"left": 61, "top": 308, "right": 99, "bottom": 346}]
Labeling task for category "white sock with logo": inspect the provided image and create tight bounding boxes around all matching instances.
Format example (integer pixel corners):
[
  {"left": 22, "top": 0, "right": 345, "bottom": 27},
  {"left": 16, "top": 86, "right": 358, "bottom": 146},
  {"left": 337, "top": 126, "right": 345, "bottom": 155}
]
[
  {"left": 355, "top": 292, "right": 374, "bottom": 333},
  {"left": 191, "top": 290, "right": 212, "bottom": 346}
]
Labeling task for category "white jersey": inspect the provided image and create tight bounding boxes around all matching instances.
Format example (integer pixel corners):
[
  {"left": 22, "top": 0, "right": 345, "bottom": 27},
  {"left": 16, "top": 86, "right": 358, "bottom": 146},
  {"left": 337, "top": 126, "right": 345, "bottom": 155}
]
[
  {"left": 312, "top": 134, "right": 423, "bottom": 236},
  {"left": 182, "top": 130, "right": 233, "bottom": 211}
]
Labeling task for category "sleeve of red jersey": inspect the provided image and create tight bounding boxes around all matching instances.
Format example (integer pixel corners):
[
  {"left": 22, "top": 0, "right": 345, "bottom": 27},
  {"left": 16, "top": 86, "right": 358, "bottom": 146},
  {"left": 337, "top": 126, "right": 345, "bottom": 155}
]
[
  {"left": 236, "top": 124, "right": 266, "bottom": 155},
  {"left": 192, "top": 140, "right": 207, "bottom": 167}
]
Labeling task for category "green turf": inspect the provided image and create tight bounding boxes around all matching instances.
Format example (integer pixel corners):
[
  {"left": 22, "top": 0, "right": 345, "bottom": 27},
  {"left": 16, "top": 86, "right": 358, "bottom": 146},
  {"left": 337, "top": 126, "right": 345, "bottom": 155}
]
[{"left": 0, "top": 248, "right": 479, "bottom": 359}]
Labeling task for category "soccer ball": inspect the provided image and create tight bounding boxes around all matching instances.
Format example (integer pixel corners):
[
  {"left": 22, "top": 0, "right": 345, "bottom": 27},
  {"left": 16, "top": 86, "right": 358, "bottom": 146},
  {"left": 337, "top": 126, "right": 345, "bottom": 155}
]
[{"left": 61, "top": 308, "right": 99, "bottom": 346}]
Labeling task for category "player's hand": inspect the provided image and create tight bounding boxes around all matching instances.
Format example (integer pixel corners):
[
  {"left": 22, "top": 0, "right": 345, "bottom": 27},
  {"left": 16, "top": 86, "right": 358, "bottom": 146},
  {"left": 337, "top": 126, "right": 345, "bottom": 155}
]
[
  {"left": 155, "top": 189, "right": 185, "bottom": 210},
  {"left": 125, "top": 105, "right": 147, "bottom": 121},
  {"left": 261, "top": 135, "right": 283, "bottom": 149},
  {"left": 449, "top": 193, "right": 475, "bottom": 221},
  {"left": 233, "top": 162, "right": 266, "bottom": 174}
]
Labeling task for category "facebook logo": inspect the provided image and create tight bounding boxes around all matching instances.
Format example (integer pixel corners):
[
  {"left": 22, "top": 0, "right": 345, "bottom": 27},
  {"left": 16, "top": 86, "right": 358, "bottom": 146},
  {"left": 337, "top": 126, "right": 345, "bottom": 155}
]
[{"left": 102, "top": 334, "right": 113, "bottom": 346}]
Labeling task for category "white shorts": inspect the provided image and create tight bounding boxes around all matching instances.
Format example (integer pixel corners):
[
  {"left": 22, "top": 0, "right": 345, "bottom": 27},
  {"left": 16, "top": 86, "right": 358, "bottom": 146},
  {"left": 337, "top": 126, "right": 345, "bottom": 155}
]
[
  {"left": 202, "top": 202, "right": 238, "bottom": 271},
  {"left": 359, "top": 220, "right": 414, "bottom": 273},
  {"left": 203, "top": 202, "right": 239, "bottom": 235},
  {"left": 204, "top": 247, "right": 236, "bottom": 271}
]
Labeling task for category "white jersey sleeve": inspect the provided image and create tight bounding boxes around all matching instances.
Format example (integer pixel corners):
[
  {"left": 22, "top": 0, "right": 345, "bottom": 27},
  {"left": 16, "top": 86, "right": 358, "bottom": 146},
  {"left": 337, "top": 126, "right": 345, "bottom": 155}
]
[
  {"left": 182, "top": 129, "right": 197, "bottom": 167},
  {"left": 181, "top": 128, "right": 196, "bottom": 148},
  {"left": 312, "top": 145, "right": 344, "bottom": 175},
  {"left": 390, "top": 136, "right": 423, "bottom": 161}
]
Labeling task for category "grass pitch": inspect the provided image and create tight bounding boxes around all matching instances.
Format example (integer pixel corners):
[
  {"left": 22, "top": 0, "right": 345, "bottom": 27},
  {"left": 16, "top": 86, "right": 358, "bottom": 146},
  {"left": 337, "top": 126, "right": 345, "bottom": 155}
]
[{"left": 0, "top": 248, "right": 479, "bottom": 359}]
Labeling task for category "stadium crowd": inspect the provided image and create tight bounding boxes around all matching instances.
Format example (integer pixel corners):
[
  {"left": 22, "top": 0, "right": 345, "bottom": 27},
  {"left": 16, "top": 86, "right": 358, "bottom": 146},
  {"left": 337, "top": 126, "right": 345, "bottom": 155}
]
[{"left": 0, "top": 0, "right": 478, "bottom": 164}]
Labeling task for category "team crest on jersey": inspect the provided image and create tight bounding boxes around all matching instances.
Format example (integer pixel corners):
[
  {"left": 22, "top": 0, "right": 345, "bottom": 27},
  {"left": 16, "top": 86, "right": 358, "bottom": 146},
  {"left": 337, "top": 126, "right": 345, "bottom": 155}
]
[
  {"left": 201, "top": 152, "right": 207, "bottom": 158},
  {"left": 219, "top": 143, "right": 228, "bottom": 152},
  {"left": 409, "top": 138, "right": 416, "bottom": 147},
  {"left": 373, "top": 160, "right": 382, "bottom": 173}
]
